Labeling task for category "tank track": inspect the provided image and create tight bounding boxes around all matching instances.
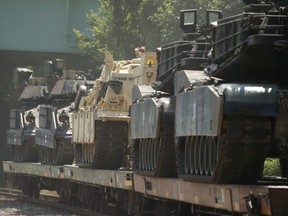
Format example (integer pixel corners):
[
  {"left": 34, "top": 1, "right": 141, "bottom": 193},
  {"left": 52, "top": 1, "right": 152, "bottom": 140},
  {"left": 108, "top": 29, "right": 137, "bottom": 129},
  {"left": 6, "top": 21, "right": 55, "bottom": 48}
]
[
  {"left": 75, "top": 121, "right": 128, "bottom": 169},
  {"left": 177, "top": 116, "right": 272, "bottom": 184},
  {"left": 132, "top": 112, "right": 177, "bottom": 178},
  {"left": 11, "top": 141, "right": 38, "bottom": 162},
  {"left": 38, "top": 139, "right": 74, "bottom": 165}
]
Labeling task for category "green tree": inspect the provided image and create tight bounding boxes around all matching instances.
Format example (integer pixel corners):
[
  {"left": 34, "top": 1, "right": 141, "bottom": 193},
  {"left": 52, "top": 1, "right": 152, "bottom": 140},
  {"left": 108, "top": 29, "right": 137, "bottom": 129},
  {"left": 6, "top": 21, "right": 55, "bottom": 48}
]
[
  {"left": 74, "top": 0, "right": 245, "bottom": 65},
  {"left": 149, "top": 0, "right": 245, "bottom": 42},
  {"left": 263, "top": 158, "right": 281, "bottom": 176},
  {"left": 74, "top": 0, "right": 148, "bottom": 64}
]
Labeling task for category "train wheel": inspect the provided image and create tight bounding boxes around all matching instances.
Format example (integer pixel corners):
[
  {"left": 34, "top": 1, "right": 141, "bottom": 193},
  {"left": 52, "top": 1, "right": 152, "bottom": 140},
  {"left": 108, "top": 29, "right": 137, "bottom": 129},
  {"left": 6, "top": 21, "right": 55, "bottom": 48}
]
[{"left": 20, "top": 176, "right": 40, "bottom": 199}]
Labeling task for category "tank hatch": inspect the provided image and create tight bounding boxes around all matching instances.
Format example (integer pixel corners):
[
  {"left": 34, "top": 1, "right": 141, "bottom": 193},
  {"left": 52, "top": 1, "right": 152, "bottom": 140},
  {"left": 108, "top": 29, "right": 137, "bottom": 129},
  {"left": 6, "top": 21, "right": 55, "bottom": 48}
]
[{"left": 49, "top": 80, "right": 78, "bottom": 98}]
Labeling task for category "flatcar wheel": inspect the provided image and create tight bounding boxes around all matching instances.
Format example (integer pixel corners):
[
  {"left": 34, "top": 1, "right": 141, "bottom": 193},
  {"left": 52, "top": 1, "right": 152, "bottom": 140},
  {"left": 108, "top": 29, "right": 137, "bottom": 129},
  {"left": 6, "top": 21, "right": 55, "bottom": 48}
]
[{"left": 21, "top": 177, "right": 40, "bottom": 199}]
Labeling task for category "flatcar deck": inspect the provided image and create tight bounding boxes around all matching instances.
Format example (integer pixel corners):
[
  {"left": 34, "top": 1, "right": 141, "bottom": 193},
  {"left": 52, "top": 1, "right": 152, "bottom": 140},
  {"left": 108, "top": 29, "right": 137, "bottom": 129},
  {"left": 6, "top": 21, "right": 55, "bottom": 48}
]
[
  {"left": 3, "top": 161, "right": 288, "bottom": 215},
  {"left": 3, "top": 161, "right": 133, "bottom": 190},
  {"left": 134, "top": 174, "right": 288, "bottom": 215}
]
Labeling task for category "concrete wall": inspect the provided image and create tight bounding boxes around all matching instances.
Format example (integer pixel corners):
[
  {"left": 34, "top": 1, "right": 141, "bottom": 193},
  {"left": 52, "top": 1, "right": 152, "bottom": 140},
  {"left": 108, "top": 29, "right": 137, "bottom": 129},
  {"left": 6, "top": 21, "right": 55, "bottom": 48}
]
[{"left": 0, "top": 0, "right": 99, "bottom": 54}]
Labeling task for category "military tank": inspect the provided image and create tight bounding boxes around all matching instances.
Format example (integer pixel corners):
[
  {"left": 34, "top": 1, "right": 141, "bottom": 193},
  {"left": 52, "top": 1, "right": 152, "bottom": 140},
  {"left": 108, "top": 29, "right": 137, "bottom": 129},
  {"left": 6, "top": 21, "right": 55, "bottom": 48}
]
[
  {"left": 35, "top": 61, "right": 94, "bottom": 165},
  {"left": 72, "top": 48, "right": 157, "bottom": 169},
  {"left": 131, "top": 0, "right": 288, "bottom": 184},
  {"left": 7, "top": 66, "right": 51, "bottom": 162}
]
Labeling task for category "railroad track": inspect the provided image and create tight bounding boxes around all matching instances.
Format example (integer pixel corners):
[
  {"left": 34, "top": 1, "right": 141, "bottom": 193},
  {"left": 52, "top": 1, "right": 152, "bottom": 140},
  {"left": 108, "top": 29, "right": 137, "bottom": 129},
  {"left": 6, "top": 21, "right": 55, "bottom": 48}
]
[{"left": 0, "top": 187, "right": 109, "bottom": 216}]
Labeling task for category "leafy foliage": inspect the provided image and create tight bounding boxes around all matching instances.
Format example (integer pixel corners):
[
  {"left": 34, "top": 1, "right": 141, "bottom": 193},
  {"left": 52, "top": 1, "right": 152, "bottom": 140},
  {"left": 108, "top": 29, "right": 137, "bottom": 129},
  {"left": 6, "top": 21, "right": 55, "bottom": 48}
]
[
  {"left": 74, "top": 0, "right": 147, "bottom": 64},
  {"left": 74, "top": 0, "right": 244, "bottom": 66},
  {"left": 263, "top": 158, "right": 281, "bottom": 176}
]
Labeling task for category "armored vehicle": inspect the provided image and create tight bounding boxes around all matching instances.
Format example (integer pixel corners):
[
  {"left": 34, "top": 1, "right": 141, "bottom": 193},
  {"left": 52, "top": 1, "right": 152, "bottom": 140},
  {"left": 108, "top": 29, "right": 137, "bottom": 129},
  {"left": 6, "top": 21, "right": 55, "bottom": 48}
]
[
  {"left": 131, "top": 0, "right": 288, "bottom": 184},
  {"left": 7, "top": 67, "right": 49, "bottom": 162},
  {"left": 35, "top": 63, "right": 94, "bottom": 165},
  {"left": 72, "top": 48, "right": 157, "bottom": 169}
]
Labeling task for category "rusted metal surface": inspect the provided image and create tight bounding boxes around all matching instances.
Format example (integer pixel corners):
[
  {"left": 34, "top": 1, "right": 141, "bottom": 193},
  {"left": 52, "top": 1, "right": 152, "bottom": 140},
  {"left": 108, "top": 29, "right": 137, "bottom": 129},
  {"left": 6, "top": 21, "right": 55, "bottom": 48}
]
[
  {"left": 133, "top": 174, "right": 288, "bottom": 215},
  {"left": 4, "top": 161, "right": 288, "bottom": 215}
]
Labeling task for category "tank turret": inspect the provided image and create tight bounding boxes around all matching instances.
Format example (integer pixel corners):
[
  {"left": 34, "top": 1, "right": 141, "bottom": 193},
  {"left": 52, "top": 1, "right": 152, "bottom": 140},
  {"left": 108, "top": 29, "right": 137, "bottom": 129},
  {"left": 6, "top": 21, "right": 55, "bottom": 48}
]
[
  {"left": 205, "top": 0, "right": 288, "bottom": 82},
  {"left": 130, "top": 5, "right": 288, "bottom": 184}
]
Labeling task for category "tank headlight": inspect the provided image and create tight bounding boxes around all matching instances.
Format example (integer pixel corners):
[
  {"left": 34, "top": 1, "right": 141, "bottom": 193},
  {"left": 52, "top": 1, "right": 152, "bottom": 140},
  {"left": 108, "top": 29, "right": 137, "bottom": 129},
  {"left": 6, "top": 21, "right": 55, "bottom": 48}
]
[
  {"left": 26, "top": 112, "right": 35, "bottom": 123},
  {"left": 59, "top": 114, "right": 69, "bottom": 123}
]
